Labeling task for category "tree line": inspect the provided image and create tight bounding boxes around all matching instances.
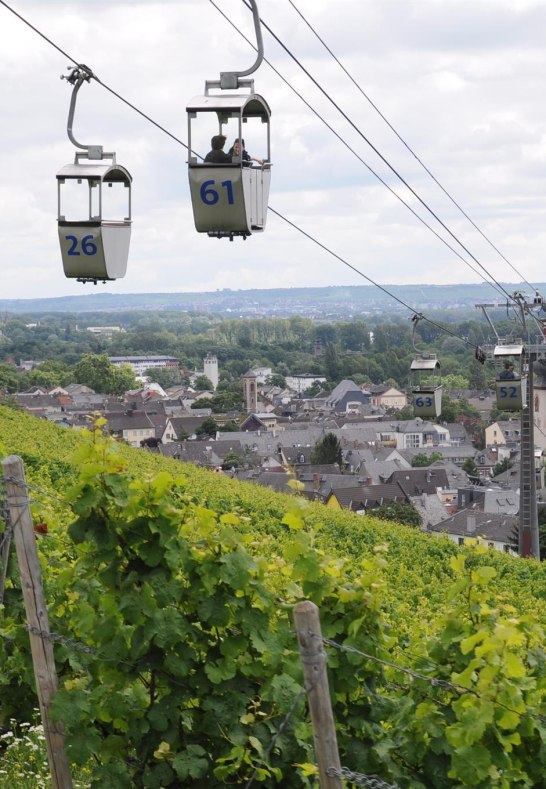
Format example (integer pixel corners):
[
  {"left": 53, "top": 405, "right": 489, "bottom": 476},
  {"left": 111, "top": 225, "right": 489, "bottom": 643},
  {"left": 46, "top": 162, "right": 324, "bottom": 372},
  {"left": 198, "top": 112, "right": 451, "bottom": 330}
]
[{"left": 0, "top": 310, "right": 514, "bottom": 396}]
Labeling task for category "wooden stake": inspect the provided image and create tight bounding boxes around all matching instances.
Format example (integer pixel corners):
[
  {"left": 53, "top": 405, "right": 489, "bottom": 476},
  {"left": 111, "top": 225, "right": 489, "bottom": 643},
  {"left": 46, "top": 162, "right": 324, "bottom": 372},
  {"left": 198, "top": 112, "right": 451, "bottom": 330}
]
[
  {"left": 2, "top": 455, "right": 73, "bottom": 789},
  {"left": 0, "top": 501, "right": 12, "bottom": 605},
  {"left": 293, "top": 600, "right": 342, "bottom": 788}
]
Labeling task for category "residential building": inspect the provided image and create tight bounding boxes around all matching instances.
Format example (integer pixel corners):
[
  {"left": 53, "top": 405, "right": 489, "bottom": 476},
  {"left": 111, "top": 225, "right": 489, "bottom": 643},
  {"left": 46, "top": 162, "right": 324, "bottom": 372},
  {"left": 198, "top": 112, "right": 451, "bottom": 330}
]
[
  {"left": 367, "top": 385, "right": 407, "bottom": 411},
  {"left": 104, "top": 410, "right": 156, "bottom": 447},
  {"left": 428, "top": 511, "right": 517, "bottom": 555},
  {"left": 109, "top": 356, "right": 179, "bottom": 375},
  {"left": 485, "top": 420, "right": 521, "bottom": 448},
  {"left": 325, "top": 380, "right": 371, "bottom": 414},
  {"left": 285, "top": 374, "right": 327, "bottom": 393}
]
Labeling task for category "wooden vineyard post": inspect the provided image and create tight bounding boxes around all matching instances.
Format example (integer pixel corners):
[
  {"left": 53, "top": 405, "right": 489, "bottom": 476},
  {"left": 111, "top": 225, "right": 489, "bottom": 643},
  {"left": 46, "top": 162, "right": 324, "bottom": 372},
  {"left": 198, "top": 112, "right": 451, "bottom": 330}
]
[
  {"left": 0, "top": 487, "right": 12, "bottom": 605},
  {"left": 293, "top": 600, "right": 342, "bottom": 788},
  {"left": 2, "top": 455, "right": 73, "bottom": 789}
]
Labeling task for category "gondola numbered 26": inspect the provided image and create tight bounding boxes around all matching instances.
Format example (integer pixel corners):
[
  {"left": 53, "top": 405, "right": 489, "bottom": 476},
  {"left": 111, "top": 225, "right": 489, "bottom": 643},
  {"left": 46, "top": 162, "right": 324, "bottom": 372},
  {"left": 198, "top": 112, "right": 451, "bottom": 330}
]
[{"left": 57, "top": 65, "right": 132, "bottom": 284}]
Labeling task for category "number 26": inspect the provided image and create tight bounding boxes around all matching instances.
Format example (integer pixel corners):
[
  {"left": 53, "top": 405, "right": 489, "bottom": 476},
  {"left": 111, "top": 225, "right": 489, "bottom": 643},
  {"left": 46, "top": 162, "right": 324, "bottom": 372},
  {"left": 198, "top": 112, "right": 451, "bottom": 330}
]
[{"left": 65, "top": 234, "right": 98, "bottom": 256}]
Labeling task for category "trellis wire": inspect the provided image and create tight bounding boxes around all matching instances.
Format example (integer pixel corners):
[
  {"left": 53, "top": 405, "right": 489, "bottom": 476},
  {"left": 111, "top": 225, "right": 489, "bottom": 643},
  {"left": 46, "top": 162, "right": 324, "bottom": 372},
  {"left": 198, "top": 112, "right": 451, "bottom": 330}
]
[{"left": 327, "top": 766, "right": 400, "bottom": 788}]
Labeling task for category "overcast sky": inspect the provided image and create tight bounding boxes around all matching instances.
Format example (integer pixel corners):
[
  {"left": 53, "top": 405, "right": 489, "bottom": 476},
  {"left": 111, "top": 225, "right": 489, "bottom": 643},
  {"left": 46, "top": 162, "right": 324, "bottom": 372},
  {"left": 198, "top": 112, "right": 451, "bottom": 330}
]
[{"left": 1, "top": 0, "right": 546, "bottom": 301}]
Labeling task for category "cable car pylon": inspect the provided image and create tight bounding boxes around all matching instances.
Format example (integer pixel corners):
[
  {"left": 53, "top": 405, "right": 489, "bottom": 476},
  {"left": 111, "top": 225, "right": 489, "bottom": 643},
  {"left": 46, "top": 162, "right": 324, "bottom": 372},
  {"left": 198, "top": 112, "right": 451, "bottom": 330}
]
[{"left": 476, "top": 292, "right": 546, "bottom": 559}]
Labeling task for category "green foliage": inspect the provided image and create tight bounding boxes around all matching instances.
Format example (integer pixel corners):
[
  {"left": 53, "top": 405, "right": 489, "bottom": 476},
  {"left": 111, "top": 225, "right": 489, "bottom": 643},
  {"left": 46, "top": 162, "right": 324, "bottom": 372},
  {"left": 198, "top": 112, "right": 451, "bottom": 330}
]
[
  {"left": 221, "top": 451, "right": 243, "bottom": 470},
  {"left": 411, "top": 452, "right": 443, "bottom": 467},
  {"left": 193, "top": 374, "right": 214, "bottom": 391},
  {"left": 195, "top": 416, "right": 219, "bottom": 437},
  {"left": 310, "top": 432, "right": 342, "bottom": 466},
  {"left": 5, "top": 407, "right": 546, "bottom": 787},
  {"left": 144, "top": 367, "right": 183, "bottom": 390},
  {"left": 462, "top": 457, "right": 479, "bottom": 477},
  {"left": 372, "top": 501, "right": 422, "bottom": 528},
  {"left": 492, "top": 457, "right": 514, "bottom": 477},
  {"left": 48, "top": 428, "right": 393, "bottom": 786},
  {"left": 73, "top": 354, "right": 136, "bottom": 395},
  {"left": 391, "top": 547, "right": 546, "bottom": 787},
  {"left": 442, "top": 373, "right": 470, "bottom": 391}
]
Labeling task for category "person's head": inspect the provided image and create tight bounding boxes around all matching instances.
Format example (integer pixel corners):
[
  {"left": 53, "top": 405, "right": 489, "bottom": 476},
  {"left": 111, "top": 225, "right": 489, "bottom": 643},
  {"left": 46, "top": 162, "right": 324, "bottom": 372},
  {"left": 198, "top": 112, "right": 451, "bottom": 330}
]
[
  {"left": 232, "top": 138, "right": 245, "bottom": 154},
  {"left": 210, "top": 134, "right": 226, "bottom": 151},
  {"left": 504, "top": 362, "right": 514, "bottom": 370}
]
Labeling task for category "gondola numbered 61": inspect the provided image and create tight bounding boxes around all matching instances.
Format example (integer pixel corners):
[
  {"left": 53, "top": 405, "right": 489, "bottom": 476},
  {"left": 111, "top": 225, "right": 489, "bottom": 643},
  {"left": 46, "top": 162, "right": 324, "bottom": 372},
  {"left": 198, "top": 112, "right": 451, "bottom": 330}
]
[{"left": 186, "top": 0, "right": 271, "bottom": 240}]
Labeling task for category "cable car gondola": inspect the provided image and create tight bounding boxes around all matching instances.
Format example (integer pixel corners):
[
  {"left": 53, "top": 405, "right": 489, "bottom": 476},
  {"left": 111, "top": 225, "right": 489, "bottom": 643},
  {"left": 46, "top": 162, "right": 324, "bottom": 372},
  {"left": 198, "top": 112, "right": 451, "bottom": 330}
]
[
  {"left": 186, "top": 0, "right": 271, "bottom": 240},
  {"left": 493, "top": 343, "right": 526, "bottom": 411},
  {"left": 57, "top": 66, "right": 132, "bottom": 284},
  {"left": 410, "top": 355, "right": 443, "bottom": 418}
]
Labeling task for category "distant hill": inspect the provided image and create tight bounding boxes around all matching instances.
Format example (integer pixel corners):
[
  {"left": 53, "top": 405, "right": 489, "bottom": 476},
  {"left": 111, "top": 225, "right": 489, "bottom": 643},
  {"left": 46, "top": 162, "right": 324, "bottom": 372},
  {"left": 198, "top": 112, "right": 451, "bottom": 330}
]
[{"left": 0, "top": 282, "right": 543, "bottom": 317}]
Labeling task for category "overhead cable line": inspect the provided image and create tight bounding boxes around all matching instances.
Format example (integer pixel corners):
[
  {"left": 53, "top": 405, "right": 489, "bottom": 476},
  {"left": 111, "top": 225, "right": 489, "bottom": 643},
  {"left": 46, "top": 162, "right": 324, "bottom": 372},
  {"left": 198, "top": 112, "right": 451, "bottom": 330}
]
[
  {"left": 286, "top": 0, "right": 538, "bottom": 294},
  {"left": 0, "top": 0, "right": 507, "bottom": 303},
  {"left": 0, "top": 0, "right": 189, "bottom": 151},
  {"left": 0, "top": 0, "right": 500, "bottom": 349},
  {"left": 207, "top": 0, "right": 508, "bottom": 302},
  {"left": 269, "top": 208, "right": 476, "bottom": 349},
  {"left": 238, "top": 0, "right": 516, "bottom": 304}
]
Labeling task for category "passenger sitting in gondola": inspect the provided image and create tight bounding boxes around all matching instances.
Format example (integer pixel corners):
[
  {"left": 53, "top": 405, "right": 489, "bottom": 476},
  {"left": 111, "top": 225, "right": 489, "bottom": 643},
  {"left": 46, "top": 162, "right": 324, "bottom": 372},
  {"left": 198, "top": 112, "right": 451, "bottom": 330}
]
[
  {"left": 204, "top": 135, "right": 231, "bottom": 163},
  {"left": 228, "top": 138, "right": 264, "bottom": 166},
  {"left": 499, "top": 362, "right": 517, "bottom": 380}
]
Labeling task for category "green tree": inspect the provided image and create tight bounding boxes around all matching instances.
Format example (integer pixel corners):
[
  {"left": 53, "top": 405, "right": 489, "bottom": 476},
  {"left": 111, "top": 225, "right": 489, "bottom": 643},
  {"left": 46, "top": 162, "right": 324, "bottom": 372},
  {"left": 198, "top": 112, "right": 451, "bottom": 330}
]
[
  {"left": 462, "top": 457, "right": 479, "bottom": 477},
  {"left": 194, "top": 375, "right": 214, "bottom": 391},
  {"left": 221, "top": 451, "right": 243, "bottom": 470},
  {"left": 492, "top": 457, "right": 513, "bottom": 477},
  {"left": 391, "top": 405, "right": 414, "bottom": 420},
  {"left": 310, "top": 432, "right": 343, "bottom": 466},
  {"left": 73, "top": 354, "right": 136, "bottom": 395},
  {"left": 112, "top": 363, "right": 138, "bottom": 395},
  {"left": 265, "top": 373, "right": 287, "bottom": 388},
  {"left": 442, "top": 373, "right": 469, "bottom": 391},
  {"left": 191, "top": 397, "right": 214, "bottom": 410},
  {"left": 0, "top": 364, "right": 20, "bottom": 393},
  {"left": 372, "top": 501, "right": 422, "bottom": 528},
  {"left": 195, "top": 416, "right": 219, "bottom": 437},
  {"left": 324, "top": 343, "right": 341, "bottom": 380},
  {"left": 219, "top": 420, "right": 241, "bottom": 432},
  {"left": 305, "top": 380, "right": 324, "bottom": 397},
  {"left": 411, "top": 452, "right": 443, "bottom": 467},
  {"left": 144, "top": 366, "right": 183, "bottom": 390}
]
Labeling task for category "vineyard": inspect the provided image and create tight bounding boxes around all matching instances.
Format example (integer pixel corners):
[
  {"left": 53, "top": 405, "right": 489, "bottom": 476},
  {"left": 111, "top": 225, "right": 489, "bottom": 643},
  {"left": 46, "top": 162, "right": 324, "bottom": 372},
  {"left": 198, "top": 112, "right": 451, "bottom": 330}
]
[{"left": 2, "top": 403, "right": 546, "bottom": 787}]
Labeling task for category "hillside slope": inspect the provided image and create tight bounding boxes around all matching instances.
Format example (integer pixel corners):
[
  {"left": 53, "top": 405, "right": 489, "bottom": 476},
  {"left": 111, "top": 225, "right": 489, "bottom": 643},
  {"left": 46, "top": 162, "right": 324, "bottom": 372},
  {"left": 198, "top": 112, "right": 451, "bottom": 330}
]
[
  {"left": 1, "top": 404, "right": 546, "bottom": 626},
  {"left": 3, "top": 405, "right": 546, "bottom": 786}
]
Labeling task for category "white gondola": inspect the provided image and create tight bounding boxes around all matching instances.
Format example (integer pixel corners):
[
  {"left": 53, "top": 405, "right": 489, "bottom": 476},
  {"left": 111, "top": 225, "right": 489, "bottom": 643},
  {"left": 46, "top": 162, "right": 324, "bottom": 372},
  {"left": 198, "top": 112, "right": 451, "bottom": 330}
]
[
  {"left": 57, "top": 65, "right": 132, "bottom": 283},
  {"left": 411, "top": 355, "right": 442, "bottom": 418},
  {"left": 493, "top": 343, "right": 526, "bottom": 411},
  {"left": 57, "top": 155, "right": 131, "bottom": 283},
  {"left": 186, "top": 0, "right": 271, "bottom": 240},
  {"left": 187, "top": 90, "right": 271, "bottom": 239}
]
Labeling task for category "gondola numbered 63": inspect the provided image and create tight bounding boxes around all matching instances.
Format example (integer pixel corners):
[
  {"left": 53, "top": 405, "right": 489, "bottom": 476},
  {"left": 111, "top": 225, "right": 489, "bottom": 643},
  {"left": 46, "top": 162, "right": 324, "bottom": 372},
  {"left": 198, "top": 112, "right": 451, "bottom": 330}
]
[{"left": 411, "top": 355, "right": 443, "bottom": 418}]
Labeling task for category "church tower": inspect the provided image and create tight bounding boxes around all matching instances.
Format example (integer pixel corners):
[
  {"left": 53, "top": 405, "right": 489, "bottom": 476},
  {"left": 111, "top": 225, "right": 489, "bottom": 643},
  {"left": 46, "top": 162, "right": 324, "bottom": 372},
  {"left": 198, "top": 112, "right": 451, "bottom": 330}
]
[
  {"left": 243, "top": 370, "right": 258, "bottom": 413},
  {"left": 203, "top": 354, "right": 219, "bottom": 390}
]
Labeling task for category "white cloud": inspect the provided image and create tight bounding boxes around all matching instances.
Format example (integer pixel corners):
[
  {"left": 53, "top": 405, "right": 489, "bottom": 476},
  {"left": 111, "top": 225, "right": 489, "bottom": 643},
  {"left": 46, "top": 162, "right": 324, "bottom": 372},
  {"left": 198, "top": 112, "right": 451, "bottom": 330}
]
[{"left": 1, "top": 0, "right": 546, "bottom": 299}]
